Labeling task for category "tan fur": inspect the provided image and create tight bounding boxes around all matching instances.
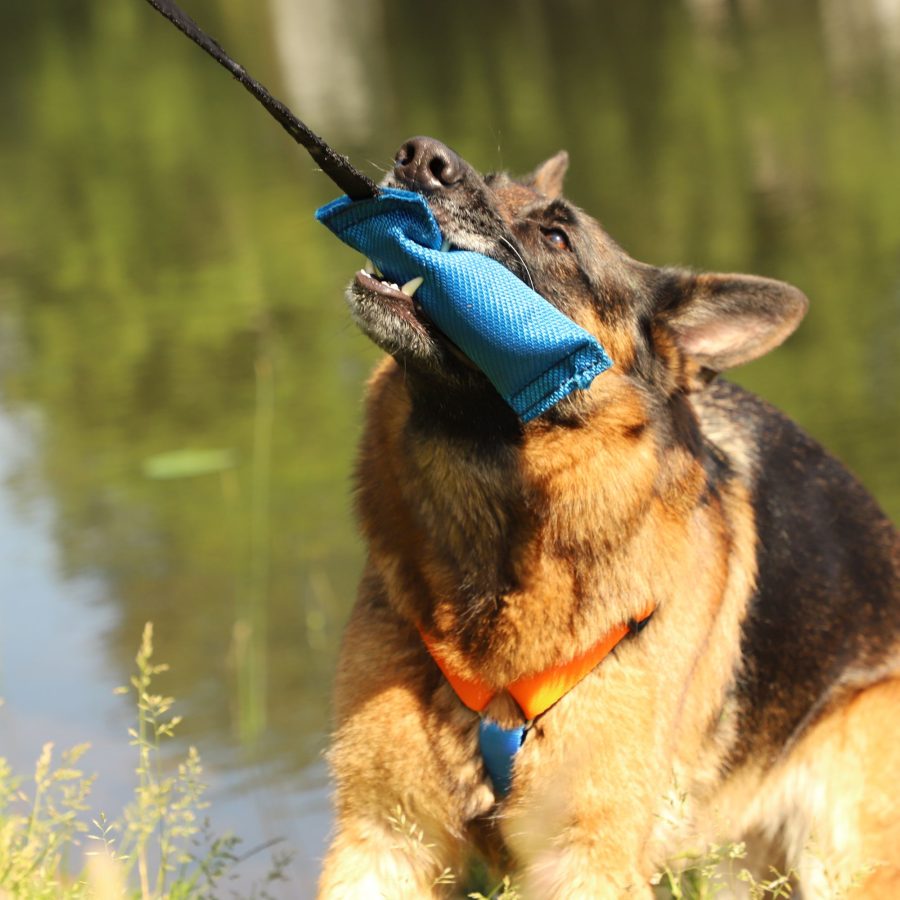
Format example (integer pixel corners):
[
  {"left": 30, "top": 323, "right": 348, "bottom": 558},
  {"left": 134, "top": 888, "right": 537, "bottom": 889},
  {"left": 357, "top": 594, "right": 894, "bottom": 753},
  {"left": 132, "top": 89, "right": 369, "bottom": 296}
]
[{"left": 685, "top": 673, "right": 900, "bottom": 899}]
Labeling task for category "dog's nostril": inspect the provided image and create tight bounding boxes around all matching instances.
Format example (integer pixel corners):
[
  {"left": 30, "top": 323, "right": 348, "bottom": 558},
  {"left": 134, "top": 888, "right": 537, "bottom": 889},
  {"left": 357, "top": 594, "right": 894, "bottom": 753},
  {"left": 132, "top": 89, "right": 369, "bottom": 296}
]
[
  {"left": 395, "top": 141, "right": 416, "bottom": 168},
  {"left": 394, "top": 136, "right": 464, "bottom": 191},
  {"left": 429, "top": 154, "right": 452, "bottom": 183}
]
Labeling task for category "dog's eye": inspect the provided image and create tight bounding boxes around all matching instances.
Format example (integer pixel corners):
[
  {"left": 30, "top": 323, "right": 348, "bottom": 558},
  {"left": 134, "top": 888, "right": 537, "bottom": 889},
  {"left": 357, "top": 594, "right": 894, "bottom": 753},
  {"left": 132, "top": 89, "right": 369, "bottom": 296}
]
[{"left": 541, "top": 226, "right": 572, "bottom": 252}]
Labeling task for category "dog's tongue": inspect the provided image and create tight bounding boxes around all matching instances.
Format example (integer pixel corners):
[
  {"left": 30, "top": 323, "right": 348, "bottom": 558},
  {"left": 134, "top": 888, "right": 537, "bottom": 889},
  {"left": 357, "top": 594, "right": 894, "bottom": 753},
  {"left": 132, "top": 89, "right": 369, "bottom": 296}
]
[{"left": 315, "top": 188, "right": 613, "bottom": 422}]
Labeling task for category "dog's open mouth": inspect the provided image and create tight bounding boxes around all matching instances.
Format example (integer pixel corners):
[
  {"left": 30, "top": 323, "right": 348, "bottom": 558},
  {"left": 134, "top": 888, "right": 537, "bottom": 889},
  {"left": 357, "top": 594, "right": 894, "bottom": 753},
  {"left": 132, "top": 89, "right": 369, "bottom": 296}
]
[
  {"left": 350, "top": 264, "right": 477, "bottom": 371},
  {"left": 354, "top": 267, "right": 428, "bottom": 332}
]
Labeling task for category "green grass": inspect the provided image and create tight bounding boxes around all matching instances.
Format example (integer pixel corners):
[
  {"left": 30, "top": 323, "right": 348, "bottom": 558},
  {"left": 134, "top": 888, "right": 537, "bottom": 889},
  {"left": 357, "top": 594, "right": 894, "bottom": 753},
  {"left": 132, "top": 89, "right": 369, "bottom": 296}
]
[
  {"left": 653, "top": 843, "right": 794, "bottom": 899},
  {"left": 0, "top": 623, "right": 290, "bottom": 899}
]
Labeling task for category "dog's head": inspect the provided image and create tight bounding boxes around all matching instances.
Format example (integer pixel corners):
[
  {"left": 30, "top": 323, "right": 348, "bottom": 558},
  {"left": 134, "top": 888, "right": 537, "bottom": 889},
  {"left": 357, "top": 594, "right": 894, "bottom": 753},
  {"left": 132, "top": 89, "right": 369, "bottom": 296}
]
[
  {"left": 346, "top": 136, "right": 810, "bottom": 656},
  {"left": 348, "top": 136, "right": 807, "bottom": 440}
]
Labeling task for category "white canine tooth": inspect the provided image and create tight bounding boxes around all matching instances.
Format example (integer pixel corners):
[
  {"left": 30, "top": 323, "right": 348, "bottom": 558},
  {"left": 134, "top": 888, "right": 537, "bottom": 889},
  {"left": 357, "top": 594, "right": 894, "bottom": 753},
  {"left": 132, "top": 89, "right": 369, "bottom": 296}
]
[
  {"left": 441, "top": 238, "right": 451, "bottom": 252},
  {"left": 401, "top": 276, "right": 424, "bottom": 297},
  {"left": 363, "top": 258, "right": 383, "bottom": 277}
]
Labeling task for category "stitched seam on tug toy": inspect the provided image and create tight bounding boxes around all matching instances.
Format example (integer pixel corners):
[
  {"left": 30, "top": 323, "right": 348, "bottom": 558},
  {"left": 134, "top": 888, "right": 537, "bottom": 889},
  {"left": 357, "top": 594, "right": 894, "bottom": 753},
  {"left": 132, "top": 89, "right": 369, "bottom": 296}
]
[{"left": 315, "top": 188, "right": 613, "bottom": 421}]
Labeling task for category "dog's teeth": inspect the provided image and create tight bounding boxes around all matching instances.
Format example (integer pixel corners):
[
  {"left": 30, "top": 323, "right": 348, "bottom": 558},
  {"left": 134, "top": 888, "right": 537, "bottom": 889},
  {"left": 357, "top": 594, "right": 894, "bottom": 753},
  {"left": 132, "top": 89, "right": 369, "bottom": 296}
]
[
  {"left": 363, "top": 258, "right": 383, "bottom": 277},
  {"left": 441, "top": 238, "right": 451, "bottom": 252},
  {"left": 401, "top": 276, "right": 424, "bottom": 297}
]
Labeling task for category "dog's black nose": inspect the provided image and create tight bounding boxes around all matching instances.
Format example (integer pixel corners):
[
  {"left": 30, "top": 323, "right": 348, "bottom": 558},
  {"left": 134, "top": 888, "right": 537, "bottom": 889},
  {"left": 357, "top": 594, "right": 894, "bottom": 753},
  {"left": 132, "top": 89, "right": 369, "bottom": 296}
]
[{"left": 394, "top": 136, "right": 464, "bottom": 191}]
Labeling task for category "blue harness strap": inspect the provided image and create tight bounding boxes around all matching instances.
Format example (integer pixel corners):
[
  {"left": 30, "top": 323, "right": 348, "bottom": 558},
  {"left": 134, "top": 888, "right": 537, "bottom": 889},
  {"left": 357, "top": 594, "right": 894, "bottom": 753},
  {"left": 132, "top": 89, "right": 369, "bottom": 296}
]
[
  {"left": 315, "top": 189, "right": 613, "bottom": 421},
  {"left": 478, "top": 720, "right": 528, "bottom": 798}
]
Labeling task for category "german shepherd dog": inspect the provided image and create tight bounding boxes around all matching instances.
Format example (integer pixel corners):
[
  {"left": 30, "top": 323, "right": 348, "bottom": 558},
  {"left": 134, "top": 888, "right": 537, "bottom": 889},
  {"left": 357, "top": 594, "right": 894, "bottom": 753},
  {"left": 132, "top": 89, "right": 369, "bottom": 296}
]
[{"left": 318, "top": 137, "right": 899, "bottom": 899}]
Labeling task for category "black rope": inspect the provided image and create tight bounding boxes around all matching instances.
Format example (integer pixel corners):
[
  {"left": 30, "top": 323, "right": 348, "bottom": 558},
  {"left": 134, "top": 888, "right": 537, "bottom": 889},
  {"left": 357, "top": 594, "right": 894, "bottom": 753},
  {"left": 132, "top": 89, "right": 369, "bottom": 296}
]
[{"left": 141, "top": 0, "right": 378, "bottom": 200}]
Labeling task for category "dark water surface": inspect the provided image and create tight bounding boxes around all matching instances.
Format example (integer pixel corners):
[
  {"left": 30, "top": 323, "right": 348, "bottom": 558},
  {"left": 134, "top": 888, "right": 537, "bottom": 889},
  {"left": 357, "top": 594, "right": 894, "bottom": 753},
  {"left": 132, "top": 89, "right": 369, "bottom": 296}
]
[{"left": 0, "top": 0, "right": 898, "bottom": 895}]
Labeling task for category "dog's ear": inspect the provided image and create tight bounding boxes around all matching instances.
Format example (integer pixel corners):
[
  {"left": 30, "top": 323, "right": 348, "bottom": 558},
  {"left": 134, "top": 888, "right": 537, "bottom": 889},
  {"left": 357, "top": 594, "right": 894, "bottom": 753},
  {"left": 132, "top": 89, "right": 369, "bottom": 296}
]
[
  {"left": 655, "top": 271, "right": 808, "bottom": 378},
  {"left": 528, "top": 151, "right": 569, "bottom": 198}
]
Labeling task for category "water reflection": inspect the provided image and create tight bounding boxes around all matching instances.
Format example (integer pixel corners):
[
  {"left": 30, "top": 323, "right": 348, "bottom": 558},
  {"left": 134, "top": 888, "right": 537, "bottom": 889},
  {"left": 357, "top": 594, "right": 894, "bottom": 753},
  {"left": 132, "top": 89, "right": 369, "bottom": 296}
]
[
  {"left": 270, "top": 0, "right": 383, "bottom": 141},
  {"left": 0, "top": 0, "right": 897, "bottom": 894}
]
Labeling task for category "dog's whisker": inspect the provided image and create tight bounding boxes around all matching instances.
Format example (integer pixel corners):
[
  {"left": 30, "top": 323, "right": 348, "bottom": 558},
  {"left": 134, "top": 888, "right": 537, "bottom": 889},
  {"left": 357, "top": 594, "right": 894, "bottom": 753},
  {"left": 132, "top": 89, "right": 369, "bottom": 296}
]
[{"left": 498, "top": 236, "right": 534, "bottom": 290}]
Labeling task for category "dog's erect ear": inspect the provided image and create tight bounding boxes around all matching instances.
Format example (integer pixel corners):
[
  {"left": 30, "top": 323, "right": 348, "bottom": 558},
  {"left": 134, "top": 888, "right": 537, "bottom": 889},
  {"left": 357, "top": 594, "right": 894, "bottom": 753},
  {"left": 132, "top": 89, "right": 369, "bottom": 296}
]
[
  {"left": 528, "top": 151, "right": 569, "bottom": 198},
  {"left": 657, "top": 271, "right": 809, "bottom": 375}
]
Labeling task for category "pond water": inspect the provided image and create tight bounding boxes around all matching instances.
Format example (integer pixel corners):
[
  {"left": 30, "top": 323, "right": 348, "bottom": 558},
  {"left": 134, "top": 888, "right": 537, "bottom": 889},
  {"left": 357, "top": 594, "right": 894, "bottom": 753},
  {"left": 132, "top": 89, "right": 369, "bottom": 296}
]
[{"left": 0, "top": 0, "right": 897, "bottom": 896}]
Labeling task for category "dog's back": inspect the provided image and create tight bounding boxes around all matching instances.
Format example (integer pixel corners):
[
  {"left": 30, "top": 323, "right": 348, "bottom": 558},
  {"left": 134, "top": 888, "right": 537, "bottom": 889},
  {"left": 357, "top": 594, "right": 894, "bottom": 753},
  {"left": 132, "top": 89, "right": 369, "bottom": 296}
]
[
  {"left": 685, "top": 381, "right": 900, "bottom": 894},
  {"left": 700, "top": 381, "right": 899, "bottom": 767}
]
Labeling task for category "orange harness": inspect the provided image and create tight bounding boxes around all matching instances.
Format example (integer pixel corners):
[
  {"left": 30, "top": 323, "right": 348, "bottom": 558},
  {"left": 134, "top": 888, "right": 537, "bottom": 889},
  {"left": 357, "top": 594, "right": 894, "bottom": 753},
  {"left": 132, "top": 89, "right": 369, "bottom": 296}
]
[
  {"left": 419, "top": 604, "right": 656, "bottom": 720},
  {"left": 419, "top": 605, "right": 655, "bottom": 797}
]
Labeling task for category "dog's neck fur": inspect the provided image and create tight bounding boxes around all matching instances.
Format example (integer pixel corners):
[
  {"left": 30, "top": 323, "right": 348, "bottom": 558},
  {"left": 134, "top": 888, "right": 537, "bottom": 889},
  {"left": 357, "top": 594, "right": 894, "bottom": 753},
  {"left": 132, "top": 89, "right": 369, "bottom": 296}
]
[{"left": 356, "top": 359, "right": 717, "bottom": 686}]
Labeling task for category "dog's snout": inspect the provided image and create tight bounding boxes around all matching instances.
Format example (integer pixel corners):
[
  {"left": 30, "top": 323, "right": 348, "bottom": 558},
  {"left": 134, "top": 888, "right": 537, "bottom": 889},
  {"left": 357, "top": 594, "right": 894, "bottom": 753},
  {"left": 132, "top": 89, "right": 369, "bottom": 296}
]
[{"left": 394, "top": 136, "right": 464, "bottom": 191}]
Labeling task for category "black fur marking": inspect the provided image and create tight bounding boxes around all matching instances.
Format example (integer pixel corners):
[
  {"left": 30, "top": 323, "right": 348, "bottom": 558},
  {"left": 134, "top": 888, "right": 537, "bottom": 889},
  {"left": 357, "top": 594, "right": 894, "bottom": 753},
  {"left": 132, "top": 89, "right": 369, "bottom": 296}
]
[
  {"left": 406, "top": 372, "right": 523, "bottom": 448},
  {"left": 667, "top": 393, "right": 704, "bottom": 459},
  {"left": 727, "top": 393, "right": 899, "bottom": 770},
  {"left": 541, "top": 199, "right": 577, "bottom": 226}
]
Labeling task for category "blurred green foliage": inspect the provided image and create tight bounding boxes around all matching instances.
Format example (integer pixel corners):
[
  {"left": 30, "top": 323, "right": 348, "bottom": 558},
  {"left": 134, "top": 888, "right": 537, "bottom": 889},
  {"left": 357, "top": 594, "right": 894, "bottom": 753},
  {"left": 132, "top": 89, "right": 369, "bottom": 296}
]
[{"left": 0, "top": 0, "right": 897, "bottom": 776}]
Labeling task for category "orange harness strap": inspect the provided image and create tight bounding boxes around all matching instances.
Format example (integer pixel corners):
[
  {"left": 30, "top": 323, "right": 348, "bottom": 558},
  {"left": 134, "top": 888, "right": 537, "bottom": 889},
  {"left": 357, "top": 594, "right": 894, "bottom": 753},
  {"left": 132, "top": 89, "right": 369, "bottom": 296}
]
[{"left": 420, "top": 605, "right": 655, "bottom": 721}]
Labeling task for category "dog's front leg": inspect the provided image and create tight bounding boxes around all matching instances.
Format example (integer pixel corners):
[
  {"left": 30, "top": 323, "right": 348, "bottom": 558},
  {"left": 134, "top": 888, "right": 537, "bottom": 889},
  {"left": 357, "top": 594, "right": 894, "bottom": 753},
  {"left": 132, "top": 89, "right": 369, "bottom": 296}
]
[
  {"left": 521, "top": 837, "right": 655, "bottom": 900},
  {"left": 318, "top": 817, "right": 450, "bottom": 900},
  {"left": 508, "top": 771, "right": 660, "bottom": 899},
  {"left": 509, "top": 788, "right": 658, "bottom": 900},
  {"left": 318, "top": 584, "right": 492, "bottom": 899},
  {"left": 501, "top": 655, "right": 674, "bottom": 900}
]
